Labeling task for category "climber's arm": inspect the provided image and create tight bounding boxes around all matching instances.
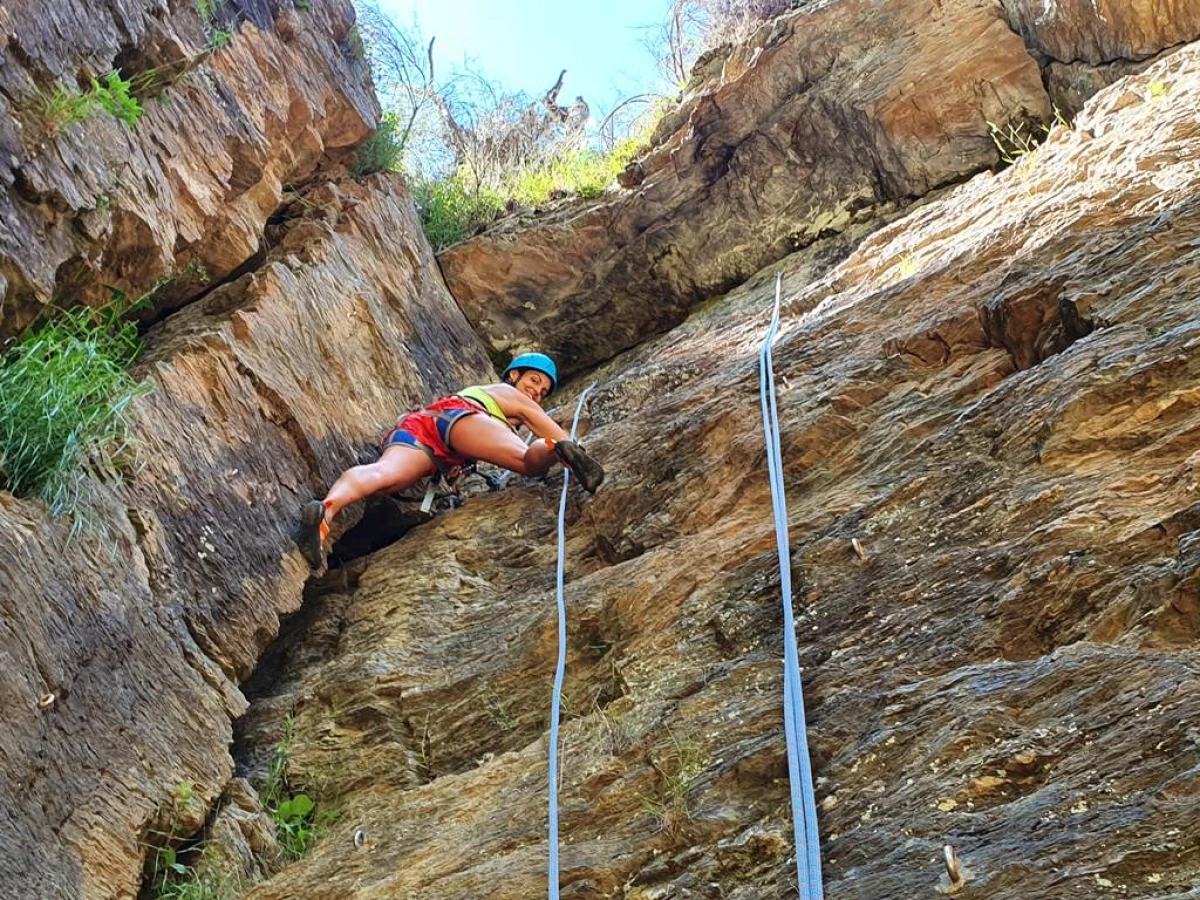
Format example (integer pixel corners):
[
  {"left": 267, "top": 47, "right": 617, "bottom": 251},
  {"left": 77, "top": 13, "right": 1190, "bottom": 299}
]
[{"left": 489, "top": 384, "right": 570, "bottom": 442}]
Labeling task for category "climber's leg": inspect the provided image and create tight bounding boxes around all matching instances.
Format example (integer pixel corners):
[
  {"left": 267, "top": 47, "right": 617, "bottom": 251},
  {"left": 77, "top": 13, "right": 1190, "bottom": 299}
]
[
  {"left": 446, "top": 413, "right": 559, "bottom": 476},
  {"left": 298, "top": 442, "right": 435, "bottom": 567}
]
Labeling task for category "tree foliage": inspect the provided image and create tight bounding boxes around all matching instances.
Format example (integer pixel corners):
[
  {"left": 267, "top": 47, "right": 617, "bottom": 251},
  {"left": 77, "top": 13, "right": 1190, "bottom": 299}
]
[{"left": 354, "top": 1, "right": 590, "bottom": 191}]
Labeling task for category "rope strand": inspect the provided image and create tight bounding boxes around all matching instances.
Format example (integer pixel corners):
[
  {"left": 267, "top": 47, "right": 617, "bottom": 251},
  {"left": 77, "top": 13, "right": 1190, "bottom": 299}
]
[
  {"left": 548, "top": 382, "right": 597, "bottom": 900},
  {"left": 760, "top": 273, "right": 824, "bottom": 900}
]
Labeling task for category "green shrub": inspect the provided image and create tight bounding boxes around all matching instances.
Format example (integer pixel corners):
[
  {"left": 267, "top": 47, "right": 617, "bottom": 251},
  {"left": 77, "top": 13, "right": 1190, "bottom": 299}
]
[
  {"left": 0, "top": 297, "right": 150, "bottom": 518},
  {"left": 411, "top": 173, "right": 505, "bottom": 251},
  {"left": 345, "top": 24, "right": 366, "bottom": 62},
  {"left": 351, "top": 113, "right": 404, "bottom": 179},
  {"left": 257, "top": 716, "right": 322, "bottom": 861},
  {"left": 410, "top": 133, "right": 648, "bottom": 250},
  {"left": 40, "top": 71, "right": 143, "bottom": 132},
  {"left": 92, "top": 71, "right": 142, "bottom": 126},
  {"left": 208, "top": 29, "right": 234, "bottom": 51},
  {"left": 149, "top": 845, "right": 243, "bottom": 900},
  {"left": 273, "top": 793, "right": 318, "bottom": 860},
  {"left": 506, "top": 143, "right": 635, "bottom": 205}
]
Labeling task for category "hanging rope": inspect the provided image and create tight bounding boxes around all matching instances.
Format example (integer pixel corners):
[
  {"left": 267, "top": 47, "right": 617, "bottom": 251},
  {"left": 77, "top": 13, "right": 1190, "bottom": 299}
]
[
  {"left": 759, "top": 272, "right": 824, "bottom": 900},
  {"left": 548, "top": 382, "right": 597, "bottom": 900}
]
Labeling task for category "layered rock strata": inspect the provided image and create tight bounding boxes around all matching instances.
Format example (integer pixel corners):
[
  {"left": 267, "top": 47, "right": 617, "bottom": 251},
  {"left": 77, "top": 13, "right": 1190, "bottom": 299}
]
[
  {"left": 241, "top": 45, "right": 1200, "bottom": 900},
  {"left": 0, "top": 177, "right": 494, "bottom": 899},
  {"left": 0, "top": 0, "right": 376, "bottom": 336},
  {"left": 437, "top": 0, "right": 1200, "bottom": 380}
]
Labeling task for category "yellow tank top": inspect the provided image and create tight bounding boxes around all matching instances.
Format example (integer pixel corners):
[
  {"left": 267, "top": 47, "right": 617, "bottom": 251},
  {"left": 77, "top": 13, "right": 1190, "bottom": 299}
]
[{"left": 456, "top": 385, "right": 510, "bottom": 426}]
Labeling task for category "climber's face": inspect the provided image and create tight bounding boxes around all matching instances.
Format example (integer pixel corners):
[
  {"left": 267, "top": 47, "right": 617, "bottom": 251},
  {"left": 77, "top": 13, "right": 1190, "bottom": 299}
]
[{"left": 514, "top": 369, "right": 552, "bottom": 404}]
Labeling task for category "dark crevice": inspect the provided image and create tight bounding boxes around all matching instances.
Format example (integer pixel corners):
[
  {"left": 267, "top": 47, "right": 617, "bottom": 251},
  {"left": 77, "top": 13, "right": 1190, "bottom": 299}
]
[
  {"left": 231, "top": 571, "right": 358, "bottom": 789},
  {"left": 11, "top": 165, "right": 72, "bottom": 214},
  {"left": 980, "top": 289, "right": 1101, "bottom": 371},
  {"left": 135, "top": 242, "right": 267, "bottom": 329},
  {"left": 327, "top": 494, "right": 432, "bottom": 567},
  {"left": 239, "top": 578, "right": 354, "bottom": 707}
]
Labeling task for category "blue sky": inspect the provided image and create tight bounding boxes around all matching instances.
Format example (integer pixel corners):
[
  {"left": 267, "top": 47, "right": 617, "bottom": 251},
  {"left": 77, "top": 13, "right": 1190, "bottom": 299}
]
[{"left": 373, "top": 0, "right": 673, "bottom": 122}]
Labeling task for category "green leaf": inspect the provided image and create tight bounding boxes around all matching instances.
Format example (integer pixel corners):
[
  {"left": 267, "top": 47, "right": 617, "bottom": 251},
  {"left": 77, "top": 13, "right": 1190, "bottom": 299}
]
[{"left": 280, "top": 793, "right": 314, "bottom": 821}]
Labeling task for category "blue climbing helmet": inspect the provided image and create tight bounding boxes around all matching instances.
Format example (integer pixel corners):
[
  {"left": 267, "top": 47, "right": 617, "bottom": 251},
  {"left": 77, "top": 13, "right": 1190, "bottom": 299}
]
[{"left": 503, "top": 352, "right": 558, "bottom": 395}]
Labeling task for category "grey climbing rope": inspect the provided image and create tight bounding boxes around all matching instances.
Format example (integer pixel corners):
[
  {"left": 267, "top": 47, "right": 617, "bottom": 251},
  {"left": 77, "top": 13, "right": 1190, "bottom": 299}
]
[
  {"left": 759, "top": 272, "right": 824, "bottom": 900},
  {"left": 548, "top": 382, "right": 597, "bottom": 900}
]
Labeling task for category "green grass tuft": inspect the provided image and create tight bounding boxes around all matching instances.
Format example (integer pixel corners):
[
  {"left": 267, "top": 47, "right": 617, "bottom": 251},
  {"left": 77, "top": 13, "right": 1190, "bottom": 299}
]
[
  {"left": 0, "top": 296, "right": 150, "bottom": 519},
  {"left": 40, "top": 71, "right": 143, "bottom": 132},
  {"left": 257, "top": 715, "right": 324, "bottom": 861},
  {"left": 208, "top": 29, "right": 234, "bottom": 51},
  {"left": 410, "top": 133, "right": 649, "bottom": 251},
  {"left": 351, "top": 113, "right": 404, "bottom": 180},
  {"left": 507, "top": 139, "right": 641, "bottom": 205},
  {"left": 410, "top": 173, "right": 505, "bottom": 252}
]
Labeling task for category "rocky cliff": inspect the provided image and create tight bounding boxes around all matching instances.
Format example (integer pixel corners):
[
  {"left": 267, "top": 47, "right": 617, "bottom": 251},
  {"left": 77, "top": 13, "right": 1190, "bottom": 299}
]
[
  {"left": 0, "top": 0, "right": 376, "bottom": 335},
  {"left": 0, "top": 3, "right": 491, "bottom": 896},
  {"left": 437, "top": 0, "right": 1199, "bottom": 379},
  {"left": 2, "top": 0, "right": 1198, "bottom": 899},
  {"left": 238, "top": 44, "right": 1200, "bottom": 900}
]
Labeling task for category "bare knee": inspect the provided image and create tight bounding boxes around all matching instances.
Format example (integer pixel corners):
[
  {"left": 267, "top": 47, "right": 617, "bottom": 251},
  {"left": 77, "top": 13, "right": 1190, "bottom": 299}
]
[{"left": 522, "top": 441, "right": 557, "bottom": 476}]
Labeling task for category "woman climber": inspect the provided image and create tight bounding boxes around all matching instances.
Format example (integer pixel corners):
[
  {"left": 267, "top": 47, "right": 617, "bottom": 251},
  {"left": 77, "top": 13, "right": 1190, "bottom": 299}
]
[{"left": 296, "top": 352, "right": 605, "bottom": 567}]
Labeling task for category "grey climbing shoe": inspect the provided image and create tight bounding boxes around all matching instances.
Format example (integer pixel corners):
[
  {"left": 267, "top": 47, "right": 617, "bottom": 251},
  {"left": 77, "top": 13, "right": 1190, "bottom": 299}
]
[
  {"left": 555, "top": 440, "right": 605, "bottom": 493},
  {"left": 298, "top": 499, "right": 328, "bottom": 569}
]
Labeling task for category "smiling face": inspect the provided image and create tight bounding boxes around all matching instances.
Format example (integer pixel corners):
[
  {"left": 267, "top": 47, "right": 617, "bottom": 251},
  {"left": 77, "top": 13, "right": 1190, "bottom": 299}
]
[{"left": 511, "top": 369, "right": 553, "bottom": 404}]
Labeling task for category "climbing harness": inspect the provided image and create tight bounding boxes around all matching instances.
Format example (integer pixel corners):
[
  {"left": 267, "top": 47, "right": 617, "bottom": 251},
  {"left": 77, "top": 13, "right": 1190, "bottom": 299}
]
[
  {"left": 759, "top": 273, "right": 824, "bottom": 900},
  {"left": 547, "top": 381, "right": 596, "bottom": 900}
]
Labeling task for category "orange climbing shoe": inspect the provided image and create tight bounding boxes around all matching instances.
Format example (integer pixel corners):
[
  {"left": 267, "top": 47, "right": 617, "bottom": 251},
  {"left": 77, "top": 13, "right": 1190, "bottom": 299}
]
[
  {"left": 298, "top": 499, "right": 330, "bottom": 568},
  {"left": 554, "top": 440, "right": 605, "bottom": 493}
]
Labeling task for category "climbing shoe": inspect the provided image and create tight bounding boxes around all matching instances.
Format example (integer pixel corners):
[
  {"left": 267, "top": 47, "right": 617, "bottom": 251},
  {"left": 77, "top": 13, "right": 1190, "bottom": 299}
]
[
  {"left": 298, "top": 499, "right": 329, "bottom": 569},
  {"left": 554, "top": 440, "right": 605, "bottom": 493}
]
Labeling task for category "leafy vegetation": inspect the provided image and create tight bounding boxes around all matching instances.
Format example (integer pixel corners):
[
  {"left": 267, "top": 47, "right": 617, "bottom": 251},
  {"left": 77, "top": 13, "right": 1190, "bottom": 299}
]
[
  {"left": 345, "top": 24, "right": 366, "bottom": 62},
  {"left": 638, "top": 730, "right": 706, "bottom": 834},
  {"left": 353, "top": 2, "right": 667, "bottom": 249},
  {"left": 351, "top": 112, "right": 405, "bottom": 179},
  {"left": 405, "top": 135, "right": 651, "bottom": 251},
  {"left": 208, "top": 29, "right": 234, "bottom": 51},
  {"left": 149, "top": 847, "right": 243, "bottom": 900},
  {"left": 144, "top": 783, "right": 245, "bottom": 900},
  {"left": 0, "top": 294, "right": 150, "bottom": 519},
  {"left": 0, "top": 263, "right": 207, "bottom": 523},
  {"left": 408, "top": 174, "right": 503, "bottom": 250},
  {"left": 508, "top": 139, "right": 644, "bottom": 203},
  {"left": 257, "top": 715, "right": 323, "bottom": 861},
  {"left": 195, "top": 0, "right": 226, "bottom": 25},
  {"left": 40, "top": 71, "right": 143, "bottom": 132}
]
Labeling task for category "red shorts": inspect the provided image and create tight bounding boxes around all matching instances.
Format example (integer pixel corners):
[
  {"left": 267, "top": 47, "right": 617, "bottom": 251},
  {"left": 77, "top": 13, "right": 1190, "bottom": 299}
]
[{"left": 381, "top": 396, "right": 482, "bottom": 470}]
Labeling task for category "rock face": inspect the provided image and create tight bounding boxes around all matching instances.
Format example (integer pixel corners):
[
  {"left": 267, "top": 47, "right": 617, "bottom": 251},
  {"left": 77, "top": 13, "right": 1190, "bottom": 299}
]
[
  {"left": 4, "top": 1, "right": 1200, "bottom": 899},
  {"left": 238, "top": 45, "right": 1200, "bottom": 900},
  {"left": 1001, "top": 0, "right": 1200, "bottom": 64},
  {"left": 0, "top": 175, "right": 494, "bottom": 899},
  {"left": 436, "top": 0, "right": 1200, "bottom": 380},
  {"left": 0, "top": 0, "right": 377, "bottom": 336}
]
